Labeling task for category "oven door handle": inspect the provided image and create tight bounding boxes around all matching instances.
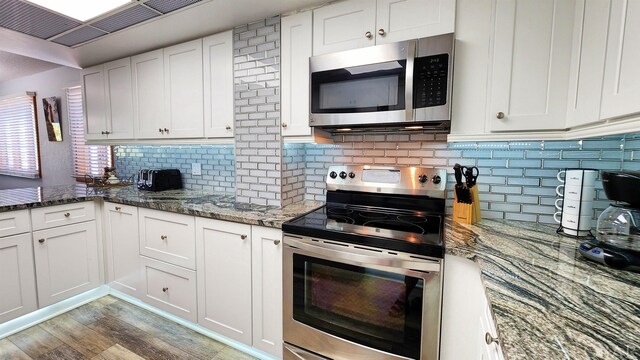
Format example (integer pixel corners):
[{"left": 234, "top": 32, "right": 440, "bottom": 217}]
[{"left": 285, "top": 238, "right": 440, "bottom": 273}]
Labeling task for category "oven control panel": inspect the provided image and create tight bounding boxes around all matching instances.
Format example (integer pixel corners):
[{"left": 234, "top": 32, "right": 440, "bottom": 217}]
[{"left": 326, "top": 165, "right": 446, "bottom": 198}]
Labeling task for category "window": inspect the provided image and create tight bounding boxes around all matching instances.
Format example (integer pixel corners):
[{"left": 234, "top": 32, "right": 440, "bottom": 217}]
[
  {"left": 0, "top": 93, "right": 41, "bottom": 178},
  {"left": 66, "top": 86, "right": 112, "bottom": 178}
]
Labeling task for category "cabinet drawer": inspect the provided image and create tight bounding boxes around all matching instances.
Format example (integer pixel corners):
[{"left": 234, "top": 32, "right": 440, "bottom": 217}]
[
  {"left": 31, "top": 202, "right": 96, "bottom": 231},
  {"left": 139, "top": 208, "right": 196, "bottom": 270},
  {"left": 141, "top": 256, "right": 197, "bottom": 323},
  {"left": 0, "top": 210, "right": 30, "bottom": 238}
]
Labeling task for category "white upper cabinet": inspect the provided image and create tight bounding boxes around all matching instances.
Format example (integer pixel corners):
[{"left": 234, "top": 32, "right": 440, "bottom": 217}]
[
  {"left": 376, "top": 0, "right": 455, "bottom": 44},
  {"left": 132, "top": 49, "right": 167, "bottom": 139},
  {"left": 103, "top": 58, "right": 134, "bottom": 139},
  {"left": 566, "top": 0, "right": 611, "bottom": 128},
  {"left": 313, "top": 0, "right": 376, "bottom": 55},
  {"left": 164, "top": 39, "right": 204, "bottom": 138},
  {"left": 600, "top": 0, "right": 640, "bottom": 120},
  {"left": 81, "top": 65, "right": 107, "bottom": 141},
  {"left": 203, "top": 31, "right": 234, "bottom": 139},
  {"left": 313, "top": 0, "right": 455, "bottom": 55},
  {"left": 488, "top": 0, "right": 575, "bottom": 132}
]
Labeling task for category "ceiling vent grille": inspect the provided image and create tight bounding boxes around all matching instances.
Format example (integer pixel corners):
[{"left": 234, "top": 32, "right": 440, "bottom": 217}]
[
  {"left": 52, "top": 26, "right": 108, "bottom": 47},
  {"left": 0, "top": 0, "right": 81, "bottom": 39},
  {"left": 145, "top": 0, "right": 202, "bottom": 14},
  {"left": 92, "top": 5, "right": 160, "bottom": 33}
]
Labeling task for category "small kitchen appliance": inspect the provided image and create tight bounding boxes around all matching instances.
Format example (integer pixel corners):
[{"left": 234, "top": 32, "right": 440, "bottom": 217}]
[
  {"left": 555, "top": 168, "right": 598, "bottom": 238},
  {"left": 137, "top": 169, "right": 182, "bottom": 191},
  {"left": 579, "top": 171, "right": 640, "bottom": 272},
  {"left": 282, "top": 165, "right": 446, "bottom": 360},
  {"left": 309, "top": 33, "right": 454, "bottom": 132}
]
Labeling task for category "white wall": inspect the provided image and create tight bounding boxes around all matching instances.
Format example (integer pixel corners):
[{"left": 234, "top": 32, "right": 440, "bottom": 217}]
[{"left": 0, "top": 66, "right": 81, "bottom": 189}]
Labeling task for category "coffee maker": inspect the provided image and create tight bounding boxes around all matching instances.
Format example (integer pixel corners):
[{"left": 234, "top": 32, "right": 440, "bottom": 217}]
[{"left": 579, "top": 171, "right": 640, "bottom": 272}]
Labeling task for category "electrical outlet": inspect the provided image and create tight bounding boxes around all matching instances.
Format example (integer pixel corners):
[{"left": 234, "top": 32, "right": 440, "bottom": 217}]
[{"left": 192, "top": 163, "right": 202, "bottom": 176}]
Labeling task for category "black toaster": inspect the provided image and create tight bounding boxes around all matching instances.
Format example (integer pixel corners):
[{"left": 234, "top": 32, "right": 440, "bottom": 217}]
[{"left": 137, "top": 169, "right": 183, "bottom": 191}]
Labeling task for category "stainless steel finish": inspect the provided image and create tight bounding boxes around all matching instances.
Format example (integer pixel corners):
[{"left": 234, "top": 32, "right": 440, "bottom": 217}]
[
  {"left": 496, "top": 112, "right": 505, "bottom": 119},
  {"left": 311, "top": 40, "right": 408, "bottom": 72},
  {"left": 378, "top": 28, "right": 386, "bottom": 36},
  {"left": 274, "top": 239, "right": 281, "bottom": 245},
  {"left": 405, "top": 40, "right": 416, "bottom": 121},
  {"left": 485, "top": 332, "right": 500, "bottom": 345},
  {"left": 115, "top": 206, "right": 121, "bottom": 211},
  {"left": 241, "top": 234, "right": 248, "bottom": 240},
  {"left": 282, "top": 122, "right": 288, "bottom": 128},
  {"left": 283, "top": 235, "right": 443, "bottom": 360},
  {"left": 161, "top": 235, "right": 167, "bottom": 240},
  {"left": 284, "top": 343, "right": 329, "bottom": 360},
  {"left": 365, "top": 31, "right": 372, "bottom": 39},
  {"left": 64, "top": 213, "right": 70, "bottom": 217},
  {"left": 325, "top": 165, "right": 447, "bottom": 198},
  {"left": 162, "top": 287, "right": 168, "bottom": 292},
  {"left": 38, "top": 239, "right": 45, "bottom": 243}
]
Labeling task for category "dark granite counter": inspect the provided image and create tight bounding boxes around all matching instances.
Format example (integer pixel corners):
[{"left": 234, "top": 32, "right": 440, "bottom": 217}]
[
  {"left": 0, "top": 185, "right": 322, "bottom": 228},
  {"left": 446, "top": 219, "right": 640, "bottom": 360}
]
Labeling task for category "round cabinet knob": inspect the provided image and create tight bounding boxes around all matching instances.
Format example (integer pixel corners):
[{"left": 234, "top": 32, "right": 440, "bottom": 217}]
[
  {"left": 160, "top": 235, "right": 167, "bottom": 240},
  {"left": 164, "top": 128, "right": 169, "bottom": 133},
  {"left": 282, "top": 122, "right": 288, "bottom": 128},
  {"left": 378, "top": 28, "right": 386, "bottom": 36},
  {"left": 432, "top": 175, "right": 442, "bottom": 184},
  {"left": 329, "top": 171, "right": 338, "bottom": 179},
  {"left": 418, "top": 175, "right": 428, "bottom": 183},
  {"left": 339, "top": 171, "right": 347, "bottom": 179},
  {"left": 241, "top": 234, "right": 248, "bottom": 240},
  {"left": 105, "top": 131, "right": 110, "bottom": 135},
  {"left": 365, "top": 31, "right": 373, "bottom": 39},
  {"left": 496, "top": 112, "right": 505, "bottom": 119},
  {"left": 159, "top": 128, "right": 163, "bottom": 133},
  {"left": 101, "top": 131, "right": 106, "bottom": 135},
  {"left": 162, "top": 287, "right": 168, "bottom": 293},
  {"left": 348, "top": 172, "right": 356, "bottom": 179},
  {"left": 64, "top": 212, "right": 71, "bottom": 217},
  {"left": 115, "top": 206, "right": 121, "bottom": 211},
  {"left": 38, "top": 239, "right": 45, "bottom": 244},
  {"left": 274, "top": 239, "right": 281, "bottom": 245},
  {"left": 485, "top": 332, "right": 499, "bottom": 345},
  {"left": 225, "top": 125, "right": 232, "bottom": 130}
]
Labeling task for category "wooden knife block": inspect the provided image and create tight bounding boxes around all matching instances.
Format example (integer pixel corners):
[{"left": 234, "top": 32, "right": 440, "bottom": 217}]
[{"left": 453, "top": 186, "right": 482, "bottom": 224}]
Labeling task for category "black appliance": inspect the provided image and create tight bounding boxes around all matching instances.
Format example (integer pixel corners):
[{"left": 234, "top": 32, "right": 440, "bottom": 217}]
[
  {"left": 282, "top": 165, "right": 446, "bottom": 360},
  {"left": 579, "top": 171, "right": 640, "bottom": 272},
  {"left": 137, "top": 169, "right": 183, "bottom": 191}
]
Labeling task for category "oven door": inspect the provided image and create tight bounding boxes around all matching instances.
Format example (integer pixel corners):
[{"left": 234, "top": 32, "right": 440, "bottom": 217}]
[{"left": 283, "top": 235, "right": 442, "bottom": 360}]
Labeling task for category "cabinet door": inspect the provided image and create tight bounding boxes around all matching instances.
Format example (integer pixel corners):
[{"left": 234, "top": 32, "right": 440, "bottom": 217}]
[
  {"left": 196, "top": 218, "right": 252, "bottom": 345},
  {"left": 33, "top": 221, "right": 100, "bottom": 307},
  {"left": 282, "top": 12, "right": 313, "bottom": 137},
  {"left": 488, "top": 0, "right": 575, "bottom": 131},
  {"left": 103, "top": 58, "right": 134, "bottom": 139},
  {"left": 566, "top": 0, "right": 611, "bottom": 128},
  {"left": 81, "top": 65, "right": 107, "bottom": 140},
  {"left": 479, "top": 301, "right": 505, "bottom": 360},
  {"left": 203, "top": 31, "right": 234, "bottom": 139},
  {"left": 138, "top": 208, "right": 196, "bottom": 270},
  {"left": 600, "top": 0, "right": 640, "bottom": 119},
  {"left": 0, "top": 233, "right": 37, "bottom": 323},
  {"left": 105, "top": 203, "right": 140, "bottom": 298},
  {"left": 251, "top": 226, "right": 283, "bottom": 358},
  {"left": 132, "top": 49, "right": 167, "bottom": 139},
  {"left": 376, "top": 0, "right": 455, "bottom": 44},
  {"left": 164, "top": 39, "right": 204, "bottom": 138},
  {"left": 313, "top": 0, "right": 377, "bottom": 55}
]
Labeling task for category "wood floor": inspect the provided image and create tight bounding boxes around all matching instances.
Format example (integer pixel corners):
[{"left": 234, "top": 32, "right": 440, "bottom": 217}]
[{"left": 0, "top": 296, "right": 257, "bottom": 360}]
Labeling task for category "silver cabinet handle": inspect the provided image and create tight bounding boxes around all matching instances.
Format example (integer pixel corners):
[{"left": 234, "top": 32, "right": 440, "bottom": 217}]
[
  {"left": 161, "top": 235, "right": 167, "bottom": 240},
  {"left": 365, "top": 31, "right": 373, "bottom": 39},
  {"left": 164, "top": 128, "right": 169, "bottom": 133},
  {"left": 38, "top": 239, "right": 45, "bottom": 244},
  {"left": 496, "top": 112, "right": 505, "bottom": 119},
  {"left": 378, "top": 28, "right": 386, "bottom": 36},
  {"left": 274, "top": 239, "right": 281, "bottom": 245},
  {"left": 282, "top": 122, "right": 288, "bottom": 128},
  {"left": 225, "top": 125, "right": 232, "bottom": 130},
  {"left": 240, "top": 234, "right": 248, "bottom": 240},
  {"left": 162, "top": 287, "right": 168, "bottom": 292},
  {"left": 485, "top": 332, "right": 499, "bottom": 345},
  {"left": 115, "top": 206, "right": 121, "bottom": 211},
  {"left": 64, "top": 212, "right": 71, "bottom": 217}
]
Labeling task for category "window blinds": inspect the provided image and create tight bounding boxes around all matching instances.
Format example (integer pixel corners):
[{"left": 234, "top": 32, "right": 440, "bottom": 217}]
[
  {"left": 0, "top": 93, "right": 41, "bottom": 178},
  {"left": 66, "top": 86, "right": 112, "bottom": 177}
]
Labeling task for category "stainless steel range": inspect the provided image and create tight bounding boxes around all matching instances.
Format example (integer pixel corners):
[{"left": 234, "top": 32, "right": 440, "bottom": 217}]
[{"left": 282, "top": 165, "right": 447, "bottom": 360}]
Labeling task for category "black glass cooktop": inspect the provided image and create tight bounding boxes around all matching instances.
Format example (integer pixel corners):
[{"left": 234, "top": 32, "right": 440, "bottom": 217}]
[{"left": 283, "top": 203, "right": 444, "bottom": 258}]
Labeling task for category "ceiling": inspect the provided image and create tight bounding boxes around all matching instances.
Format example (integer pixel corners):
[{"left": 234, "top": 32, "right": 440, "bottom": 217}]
[{"left": 0, "top": 0, "right": 328, "bottom": 80}]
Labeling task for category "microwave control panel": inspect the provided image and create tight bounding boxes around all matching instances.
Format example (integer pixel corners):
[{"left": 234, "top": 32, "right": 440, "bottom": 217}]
[{"left": 414, "top": 53, "right": 449, "bottom": 108}]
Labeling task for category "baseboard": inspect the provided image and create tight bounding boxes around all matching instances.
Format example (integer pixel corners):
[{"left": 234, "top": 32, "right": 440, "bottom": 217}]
[{"left": 0, "top": 285, "right": 109, "bottom": 339}]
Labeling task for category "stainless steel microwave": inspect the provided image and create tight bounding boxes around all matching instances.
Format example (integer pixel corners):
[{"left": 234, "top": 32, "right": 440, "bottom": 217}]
[{"left": 309, "top": 33, "right": 454, "bottom": 132}]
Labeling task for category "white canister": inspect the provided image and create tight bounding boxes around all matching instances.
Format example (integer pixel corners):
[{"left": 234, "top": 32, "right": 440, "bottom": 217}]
[{"left": 557, "top": 169, "right": 598, "bottom": 187}]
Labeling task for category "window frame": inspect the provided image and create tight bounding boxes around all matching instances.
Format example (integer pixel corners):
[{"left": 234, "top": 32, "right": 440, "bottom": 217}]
[{"left": 0, "top": 92, "right": 42, "bottom": 179}]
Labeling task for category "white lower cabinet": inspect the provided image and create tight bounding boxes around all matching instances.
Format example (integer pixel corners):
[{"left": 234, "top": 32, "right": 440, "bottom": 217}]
[
  {"left": 139, "top": 208, "right": 196, "bottom": 270},
  {"left": 479, "top": 299, "right": 504, "bottom": 360},
  {"left": 104, "top": 202, "right": 141, "bottom": 298},
  {"left": 0, "top": 233, "right": 37, "bottom": 323},
  {"left": 251, "top": 226, "right": 283, "bottom": 358},
  {"left": 140, "top": 256, "right": 197, "bottom": 323},
  {"left": 196, "top": 218, "right": 252, "bottom": 345},
  {"left": 32, "top": 221, "right": 100, "bottom": 308}
]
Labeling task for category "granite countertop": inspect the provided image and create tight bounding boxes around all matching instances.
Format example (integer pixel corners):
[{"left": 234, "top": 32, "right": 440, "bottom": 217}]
[
  {"left": 0, "top": 185, "right": 322, "bottom": 228},
  {"left": 446, "top": 219, "right": 640, "bottom": 360}
]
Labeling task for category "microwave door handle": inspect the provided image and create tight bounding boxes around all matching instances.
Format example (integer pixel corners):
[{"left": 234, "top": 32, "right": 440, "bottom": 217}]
[{"left": 405, "top": 40, "right": 416, "bottom": 121}]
